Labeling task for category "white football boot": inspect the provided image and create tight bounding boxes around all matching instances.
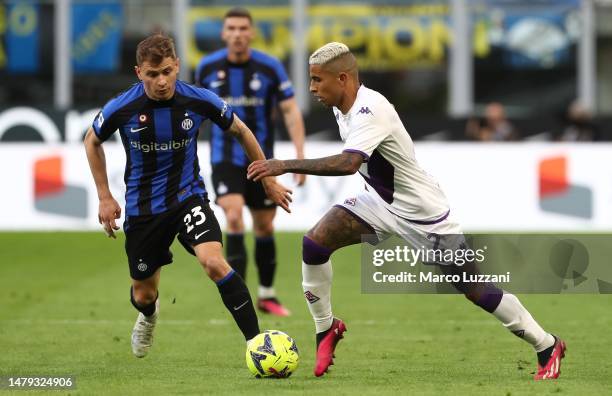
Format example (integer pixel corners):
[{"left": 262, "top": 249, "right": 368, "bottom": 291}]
[{"left": 131, "top": 299, "right": 159, "bottom": 358}]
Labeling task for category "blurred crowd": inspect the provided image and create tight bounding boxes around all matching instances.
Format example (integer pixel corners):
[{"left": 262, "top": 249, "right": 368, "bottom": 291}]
[{"left": 465, "top": 100, "right": 600, "bottom": 142}]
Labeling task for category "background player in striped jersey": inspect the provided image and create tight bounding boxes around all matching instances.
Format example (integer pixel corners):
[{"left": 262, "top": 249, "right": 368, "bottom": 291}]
[
  {"left": 247, "top": 42, "right": 566, "bottom": 379},
  {"left": 196, "top": 7, "right": 306, "bottom": 317},
  {"left": 84, "top": 34, "right": 292, "bottom": 358}
]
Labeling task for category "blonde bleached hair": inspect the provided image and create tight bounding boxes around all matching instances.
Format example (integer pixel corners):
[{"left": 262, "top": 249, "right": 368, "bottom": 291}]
[{"left": 309, "top": 42, "right": 351, "bottom": 65}]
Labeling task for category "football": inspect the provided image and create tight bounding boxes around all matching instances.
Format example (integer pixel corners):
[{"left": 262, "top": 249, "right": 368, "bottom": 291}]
[{"left": 246, "top": 330, "right": 299, "bottom": 378}]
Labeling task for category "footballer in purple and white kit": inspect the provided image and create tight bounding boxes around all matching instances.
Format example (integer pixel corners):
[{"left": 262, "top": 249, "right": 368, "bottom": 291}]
[
  {"left": 247, "top": 42, "right": 566, "bottom": 379},
  {"left": 333, "top": 84, "right": 459, "bottom": 240}
]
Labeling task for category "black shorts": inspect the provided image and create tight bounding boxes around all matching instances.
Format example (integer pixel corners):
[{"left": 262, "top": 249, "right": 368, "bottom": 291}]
[
  {"left": 211, "top": 163, "right": 276, "bottom": 209},
  {"left": 124, "top": 194, "right": 222, "bottom": 280}
]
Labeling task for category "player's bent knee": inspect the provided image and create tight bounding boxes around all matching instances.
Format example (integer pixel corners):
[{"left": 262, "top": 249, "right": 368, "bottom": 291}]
[
  {"left": 305, "top": 226, "right": 329, "bottom": 247},
  {"left": 132, "top": 287, "right": 157, "bottom": 306},
  {"left": 302, "top": 235, "right": 334, "bottom": 265},
  {"left": 200, "top": 255, "right": 231, "bottom": 281},
  {"left": 451, "top": 279, "right": 488, "bottom": 302},
  {"left": 463, "top": 289, "right": 480, "bottom": 304},
  {"left": 225, "top": 210, "right": 244, "bottom": 231},
  {"left": 254, "top": 223, "right": 274, "bottom": 237}
]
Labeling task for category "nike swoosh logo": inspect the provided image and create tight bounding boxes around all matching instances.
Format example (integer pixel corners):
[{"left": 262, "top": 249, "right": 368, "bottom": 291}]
[
  {"left": 233, "top": 300, "right": 248, "bottom": 311},
  {"left": 210, "top": 80, "right": 225, "bottom": 88},
  {"left": 195, "top": 230, "right": 210, "bottom": 240},
  {"left": 130, "top": 126, "right": 147, "bottom": 133}
]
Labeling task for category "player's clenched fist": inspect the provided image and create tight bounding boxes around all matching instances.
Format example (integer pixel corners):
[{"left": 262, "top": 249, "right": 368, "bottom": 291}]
[{"left": 247, "top": 159, "right": 286, "bottom": 181}]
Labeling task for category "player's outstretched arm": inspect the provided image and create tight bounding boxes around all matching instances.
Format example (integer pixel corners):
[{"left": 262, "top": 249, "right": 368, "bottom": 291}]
[
  {"left": 225, "top": 115, "right": 269, "bottom": 164},
  {"left": 225, "top": 116, "right": 293, "bottom": 213},
  {"left": 279, "top": 98, "right": 306, "bottom": 186},
  {"left": 84, "top": 127, "right": 121, "bottom": 238},
  {"left": 247, "top": 152, "right": 363, "bottom": 181}
]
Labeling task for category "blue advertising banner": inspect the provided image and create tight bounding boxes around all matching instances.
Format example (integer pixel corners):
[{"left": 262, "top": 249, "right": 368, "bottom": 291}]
[
  {"left": 502, "top": 12, "right": 575, "bottom": 68},
  {"left": 71, "top": 2, "right": 122, "bottom": 73},
  {"left": 474, "top": 0, "right": 581, "bottom": 69},
  {"left": 6, "top": 0, "right": 39, "bottom": 73}
]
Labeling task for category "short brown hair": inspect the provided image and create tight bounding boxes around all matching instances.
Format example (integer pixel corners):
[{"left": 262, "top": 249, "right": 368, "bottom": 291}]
[
  {"left": 136, "top": 34, "right": 176, "bottom": 66},
  {"left": 224, "top": 7, "right": 252, "bottom": 24}
]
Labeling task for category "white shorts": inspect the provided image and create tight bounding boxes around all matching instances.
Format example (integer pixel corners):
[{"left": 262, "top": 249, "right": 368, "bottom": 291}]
[{"left": 336, "top": 191, "right": 463, "bottom": 246}]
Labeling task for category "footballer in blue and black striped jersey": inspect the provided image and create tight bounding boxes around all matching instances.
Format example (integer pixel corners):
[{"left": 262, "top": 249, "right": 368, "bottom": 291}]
[
  {"left": 84, "top": 34, "right": 291, "bottom": 357},
  {"left": 193, "top": 8, "right": 306, "bottom": 318},
  {"left": 92, "top": 79, "right": 233, "bottom": 217},
  {"left": 196, "top": 47, "right": 294, "bottom": 168}
]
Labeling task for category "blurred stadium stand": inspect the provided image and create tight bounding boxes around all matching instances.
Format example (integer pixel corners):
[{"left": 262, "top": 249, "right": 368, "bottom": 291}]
[{"left": 0, "top": 0, "right": 611, "bottom": 142}]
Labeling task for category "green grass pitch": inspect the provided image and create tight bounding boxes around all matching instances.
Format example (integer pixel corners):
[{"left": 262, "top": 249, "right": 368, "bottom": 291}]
[{"left": 1, "top": 232, "right": 610, "bottom": 395}]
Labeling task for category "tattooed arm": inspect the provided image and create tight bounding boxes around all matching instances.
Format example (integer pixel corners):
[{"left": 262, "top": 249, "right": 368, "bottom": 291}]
[{"left": 247, "top": 152, "right": 364, "bottom": 181}]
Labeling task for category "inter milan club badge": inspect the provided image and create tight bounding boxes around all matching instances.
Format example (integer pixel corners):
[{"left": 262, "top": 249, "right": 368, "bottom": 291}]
[
  {"left": 250, "top": 74, "right": 261, "bottom": 91},
  {"left": 138, "top": 114, "right": 147, "bottom": 123},
  {"left": 182, "top": 117, "right": 193, "bottom": 131},
  {"left": 137, "top": 258, "right": 147, "bottom": 272}
]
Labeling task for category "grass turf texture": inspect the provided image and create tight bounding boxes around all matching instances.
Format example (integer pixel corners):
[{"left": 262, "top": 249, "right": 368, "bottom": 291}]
[{"left": 1, "top": 232, "right": 610, "bottom": 395}]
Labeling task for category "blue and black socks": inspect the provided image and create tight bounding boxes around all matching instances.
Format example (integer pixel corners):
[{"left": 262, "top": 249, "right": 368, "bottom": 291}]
[
  {"left": 255, "top": 236, "right": 276, "bottom": 288},
  {"left": 216, "top": 270, "right": 260, "bottom": 340},
  {"left": 226, "top": 233, "right": 247, "bottom": 279}
]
